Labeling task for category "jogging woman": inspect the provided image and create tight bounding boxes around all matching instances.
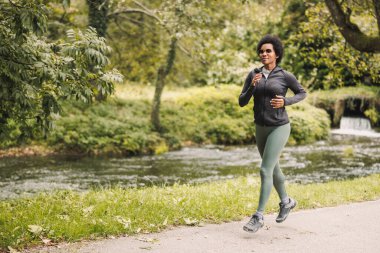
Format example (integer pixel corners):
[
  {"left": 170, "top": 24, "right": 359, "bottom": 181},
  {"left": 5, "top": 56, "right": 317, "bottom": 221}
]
[{"left": 239, "top": 34, "right": 307, "bottom": 233}]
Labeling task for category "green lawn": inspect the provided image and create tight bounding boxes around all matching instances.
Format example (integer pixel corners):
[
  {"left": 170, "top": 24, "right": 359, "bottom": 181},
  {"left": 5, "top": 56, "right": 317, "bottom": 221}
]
[{"left": 1, "top": 174, "right": 380, "bottom": 251}]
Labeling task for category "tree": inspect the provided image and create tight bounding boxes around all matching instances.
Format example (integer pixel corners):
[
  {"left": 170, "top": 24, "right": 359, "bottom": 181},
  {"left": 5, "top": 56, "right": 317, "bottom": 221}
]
[
  {"left": 324, "top": 0, "right": 380, "bottom": 52},
  {"left": 0, "top": 0, "right": 122, "bottom": 145},
  {"left": 108, "top": 0, "right": 208, "bottom": 132},
  {"left": 87, "top": 0, "right": 109, "bottom": 37},
  {"left": 281, "top": 0, "right": 380, "bottom": 90}
]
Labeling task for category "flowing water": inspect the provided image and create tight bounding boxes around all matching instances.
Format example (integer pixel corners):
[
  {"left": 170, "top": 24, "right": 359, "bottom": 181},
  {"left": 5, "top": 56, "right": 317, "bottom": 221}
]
[
  {"left": 1, "top": 130, "right": 379, "bottom": 200},
  {"left": 331, "top": 116, "right": 380, "bottom": 137}
]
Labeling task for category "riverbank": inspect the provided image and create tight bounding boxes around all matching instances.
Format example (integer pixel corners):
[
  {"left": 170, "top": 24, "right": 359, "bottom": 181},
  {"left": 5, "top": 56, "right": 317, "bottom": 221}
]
[
  {"left": 0, "top": 85, "right": 330, "bottom": 157},
  {"left": 2, "top": 174, "right": 380, "bottom": 252}
]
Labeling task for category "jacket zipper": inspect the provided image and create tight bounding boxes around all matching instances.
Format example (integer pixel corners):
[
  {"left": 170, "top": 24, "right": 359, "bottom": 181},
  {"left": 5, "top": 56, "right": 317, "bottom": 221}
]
[
  {"left": 262, "top": 77, "right": 267, "bottom": 126},
  {"left": 262, "top": 67, "right": 276, "bottom": 126}
]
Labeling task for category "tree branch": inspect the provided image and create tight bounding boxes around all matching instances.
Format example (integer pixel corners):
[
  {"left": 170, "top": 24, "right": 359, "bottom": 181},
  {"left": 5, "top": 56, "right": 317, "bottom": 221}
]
[
  {"left": 324, "top": 0, "right": 380, "bottom": 52},
  {"left": 108, "top": 8, "right": 160, "bottom": 23},
  {"left": 108, "top": 6, "right": 173, "bottom": 35}
]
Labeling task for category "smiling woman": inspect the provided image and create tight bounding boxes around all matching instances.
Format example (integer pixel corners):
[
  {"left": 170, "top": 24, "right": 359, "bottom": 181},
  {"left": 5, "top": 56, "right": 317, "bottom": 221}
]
[{"left": 239, "top": 34, "right": 307, "bottom": 233}]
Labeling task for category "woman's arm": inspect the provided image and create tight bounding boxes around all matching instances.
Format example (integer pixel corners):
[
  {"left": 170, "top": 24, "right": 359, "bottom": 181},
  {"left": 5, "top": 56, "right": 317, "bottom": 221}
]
[
  {"left": 239, "top": 71, "right": 255, "bottom": 107},
  {"left": 283, "top": 71, "right": 307, "bottom": 106}
]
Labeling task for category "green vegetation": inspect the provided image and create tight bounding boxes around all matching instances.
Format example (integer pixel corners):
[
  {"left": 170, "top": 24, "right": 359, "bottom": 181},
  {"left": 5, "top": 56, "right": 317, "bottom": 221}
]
[
  {"left": 0, "top": 1, "right": 123, "bottom": 146},
  {"left": 281, "top": 0, "right": 380, "bottom": 90},
  {"left": 45, "top": 85, "right": 329, "bottom": 156},
  {"left": 1, "top": 174, "right": 380, "bottom": 251},
  {"left": 308, "top": 86, "right": 380, "bottom": 127},
  {"left": 1, "top": 0, "right": 378, "bottom": 148}
]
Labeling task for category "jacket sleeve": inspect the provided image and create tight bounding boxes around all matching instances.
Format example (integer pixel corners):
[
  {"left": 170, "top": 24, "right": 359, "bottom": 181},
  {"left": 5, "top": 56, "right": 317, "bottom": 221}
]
[
  {"left": 283, "top": 71, "right": 307, "bottom": 106},
  {"left": 239, "top": 71, "right": 255, "bottom": 107}
]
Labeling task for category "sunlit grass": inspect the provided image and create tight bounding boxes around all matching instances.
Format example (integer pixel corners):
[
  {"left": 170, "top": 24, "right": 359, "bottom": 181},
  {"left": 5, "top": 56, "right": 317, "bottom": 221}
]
[
  {"left": 113, "top": 83, "right": 192, "bottom": 101},
  {"left": 1, "top": 174, "right": 380, "bottom": 251}
]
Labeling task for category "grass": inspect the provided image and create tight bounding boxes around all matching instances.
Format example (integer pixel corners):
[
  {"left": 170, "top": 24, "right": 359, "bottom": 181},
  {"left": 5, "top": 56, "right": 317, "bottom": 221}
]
[
  {"left": 0, "top": 84, "right": 331, "bottom": 156},
  {"left": 1, "top": 174, "right": 380, "bottom": 251},
  {"left": 307, "top": 86, "right": 380, "bottom": 101},
  {"left": 42, "top": 84, "right": 330, "bottom": 156}
]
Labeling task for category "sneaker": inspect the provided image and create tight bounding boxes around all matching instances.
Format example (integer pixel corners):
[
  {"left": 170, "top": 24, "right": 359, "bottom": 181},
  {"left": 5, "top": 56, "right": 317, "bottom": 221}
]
[
  {"left": 243, "top": 214, "right": 264, "bottom": 233},
  {"left": 276, "top": 197, "right": 297, "bottom": 223}
]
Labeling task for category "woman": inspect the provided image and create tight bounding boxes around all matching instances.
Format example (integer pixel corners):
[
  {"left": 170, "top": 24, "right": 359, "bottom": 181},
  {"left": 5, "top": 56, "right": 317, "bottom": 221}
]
[{"left": 239, "top": 34, "right": 307, "bottom": 233}]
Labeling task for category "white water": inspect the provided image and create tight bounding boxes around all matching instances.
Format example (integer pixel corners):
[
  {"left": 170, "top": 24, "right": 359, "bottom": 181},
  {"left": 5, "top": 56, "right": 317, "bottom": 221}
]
[{"left": 331, "top": 116, "right": 380, "bottom": 137}]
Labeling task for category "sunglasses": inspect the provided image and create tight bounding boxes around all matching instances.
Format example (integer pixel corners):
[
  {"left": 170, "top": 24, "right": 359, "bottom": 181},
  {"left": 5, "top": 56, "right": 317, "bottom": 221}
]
[{"left": 258, "top": 49, "right": 273, "bottom": 54}]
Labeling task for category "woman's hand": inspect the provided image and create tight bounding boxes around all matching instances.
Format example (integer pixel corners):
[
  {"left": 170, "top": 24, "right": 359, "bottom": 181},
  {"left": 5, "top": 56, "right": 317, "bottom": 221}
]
[
  {"left": 270, "top": 95, "right": 285, "bottom": 108},
  {"left": 251, "top": 73, "right": 262, "bottom": 87}
]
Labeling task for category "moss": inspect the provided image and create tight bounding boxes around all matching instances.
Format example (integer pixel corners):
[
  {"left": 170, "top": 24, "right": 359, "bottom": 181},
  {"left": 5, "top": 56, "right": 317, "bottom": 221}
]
[{"left": 308, "top": 86, "right": 380, "bottom": 127}]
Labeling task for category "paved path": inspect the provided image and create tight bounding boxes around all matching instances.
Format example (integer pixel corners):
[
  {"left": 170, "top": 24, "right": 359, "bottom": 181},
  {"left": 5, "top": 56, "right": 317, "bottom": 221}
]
[{"left": 26, "top": 199, "right": 380, "bottom": 253}]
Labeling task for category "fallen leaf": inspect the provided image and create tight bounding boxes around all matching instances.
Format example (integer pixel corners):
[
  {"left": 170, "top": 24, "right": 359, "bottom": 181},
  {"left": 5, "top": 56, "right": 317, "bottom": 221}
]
[
  {"left": 8, "top": 246, "right": 20, "bottom": 253},
  {"left": 82, "top": 206, "right": 94, "bottom": 217},
  {"left": 28, "top": 225, "right": 43, "bottom": 236},
  {"left": 115, "top": 216, "right": 131, "bottom": 229},
  {"left": 57, "top": 214, "right": 70, "bottom": 221},
  {"left": 42, "top": 238, "right": 52, "bottom": 245},
  {"left": 162, "top": 217, "right": 168, "bottom": 226},
  {"left": 136, "top": 237, "right": 158, "bottom": 243},
  {"left": 139, "top": 246, "right": 152, "bottom": 250},
  {"left": 183, "top": 217, "right": 198, "bottom": 226}
]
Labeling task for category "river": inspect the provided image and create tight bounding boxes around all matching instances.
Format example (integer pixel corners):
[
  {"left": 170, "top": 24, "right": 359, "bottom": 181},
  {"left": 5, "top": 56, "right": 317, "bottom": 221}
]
[{"left": 0, "top": 132, "right": 379, "bottom": 199}]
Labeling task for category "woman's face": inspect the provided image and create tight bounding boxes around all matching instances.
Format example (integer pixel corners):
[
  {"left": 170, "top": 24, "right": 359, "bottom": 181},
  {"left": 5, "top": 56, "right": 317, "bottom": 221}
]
[{"left": 259, "top": 43, "right": 277, "bottom": 68}]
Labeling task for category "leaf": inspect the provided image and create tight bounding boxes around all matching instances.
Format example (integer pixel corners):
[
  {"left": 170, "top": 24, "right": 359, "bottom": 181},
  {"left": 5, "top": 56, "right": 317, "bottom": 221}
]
[
  {"left": 8, "top": 246, "right": 20, "bottom": 253},
  {"left": 136, "top": 237, "right": 158, "bottom": 243},
  {"left": 115, "top": 216, "right": 131, "bottom": 229},
  {"left": 57, "top": 214, "right": 70, "bottom": 221},
  {"left": 82, "top": 206, "right": 94, "bottom": 217},
  {"left": 28, "top": 225, "right": 43, "bottom": 236},
  {"left": 42, "top": 238, "right": 52, "bottom": 245},
  {"left": 183, "top": 217, "right": 198, "bottom": 226},
  {"left": 162, "top": 217, "right": 168, "bottom": 226}
]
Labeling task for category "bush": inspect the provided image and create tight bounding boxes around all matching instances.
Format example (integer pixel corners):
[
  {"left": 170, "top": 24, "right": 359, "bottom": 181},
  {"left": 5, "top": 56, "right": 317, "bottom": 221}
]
[
  {"left": 307, "top": 86, "right": 380, "bottom": 127},
  {"left": 43, "top": 85, "right": 330, "bottom": 155},
  {"left": 287, "top": 103, "right": 330, "bottom": 145}
]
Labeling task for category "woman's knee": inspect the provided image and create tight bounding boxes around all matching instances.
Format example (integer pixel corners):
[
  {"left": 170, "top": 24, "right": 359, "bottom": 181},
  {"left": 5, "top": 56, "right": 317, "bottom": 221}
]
[{"left": 260, "top": 168, "right": 273, "bottom": 180}]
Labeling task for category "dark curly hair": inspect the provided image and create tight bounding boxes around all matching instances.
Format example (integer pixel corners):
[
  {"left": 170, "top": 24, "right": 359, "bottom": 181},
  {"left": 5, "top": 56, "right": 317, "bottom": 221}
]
[{"left": 256, "top": 34, "right": 284, "bottom": 64}]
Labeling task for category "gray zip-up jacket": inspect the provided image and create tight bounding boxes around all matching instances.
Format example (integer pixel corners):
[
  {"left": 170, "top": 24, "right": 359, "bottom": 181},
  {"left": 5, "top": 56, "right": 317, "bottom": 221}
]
[{"left": 239, "top": 66, "right": 307, "bottom": 126}]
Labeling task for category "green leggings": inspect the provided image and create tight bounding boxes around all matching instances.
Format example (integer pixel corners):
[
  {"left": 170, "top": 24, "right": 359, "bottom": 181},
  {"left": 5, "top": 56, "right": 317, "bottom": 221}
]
[{"left": 255, "top": 123, "right": 290, "bottom": 213}]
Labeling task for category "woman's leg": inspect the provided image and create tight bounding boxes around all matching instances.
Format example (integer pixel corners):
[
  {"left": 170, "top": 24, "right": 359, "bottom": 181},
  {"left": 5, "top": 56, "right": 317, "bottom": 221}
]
[
  {"left": 273, "top": 162, "right": 288, "bottom": 201},
  {"left": 256, "top": 123, "right": 290, "bottom": 213}
]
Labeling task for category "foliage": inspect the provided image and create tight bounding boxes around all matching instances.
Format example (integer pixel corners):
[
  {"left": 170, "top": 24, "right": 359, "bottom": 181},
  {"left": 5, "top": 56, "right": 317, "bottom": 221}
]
[
  {"left": 307, "top": 86, "right": 380, "bottom": 126},
  {"left": 287, "top": 102, "right": 330, "bottom": 145},
  {"left": 45, "top": 85, "right": 330, "bottom": 156},
  {"left": 200, "top": 0, "right": 284, "bottom": 86},
  {"left": 0, "top": 0, "right": 123, "bottom": 146},
  {"left": 1, "top": 173, "right": 380, "bottom": 250},
  {"left": 48, "top": 99, "right": 166, "bottom": 155},
  {"left": 324, "top": 0, "right": 380, "bottom": 53},
  {"left": 282, "top": 1, "right": 380, "bottom": 90}
]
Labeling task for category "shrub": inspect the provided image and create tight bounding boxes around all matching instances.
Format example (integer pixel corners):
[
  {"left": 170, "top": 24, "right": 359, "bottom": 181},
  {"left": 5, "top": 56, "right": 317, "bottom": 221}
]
[{"left": 44, "top": 85, "right": 330, "bottom": 155}]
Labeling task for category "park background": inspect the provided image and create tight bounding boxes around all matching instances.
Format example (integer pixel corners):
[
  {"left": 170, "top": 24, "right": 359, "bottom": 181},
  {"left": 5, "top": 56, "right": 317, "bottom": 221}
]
[{"left": 0, "top": 0, "right": 380, "bottom": 252}]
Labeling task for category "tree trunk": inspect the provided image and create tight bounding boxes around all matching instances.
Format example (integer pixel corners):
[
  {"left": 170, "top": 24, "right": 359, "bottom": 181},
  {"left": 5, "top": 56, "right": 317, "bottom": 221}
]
[
  {"left": 87, "top": 0, "right": 109, "bottom": 37},
  {"left": 151, "top": 37, "right": 177, "bottom": 132},
  {"left": 374, "top": 0, "right": 380, "bottom": 36},
  {"left": 324, "top": 0, "right": 380, "bottom": 52},
  {"left": 87, "top": 0, "right": 109, "bottom": 101}
]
